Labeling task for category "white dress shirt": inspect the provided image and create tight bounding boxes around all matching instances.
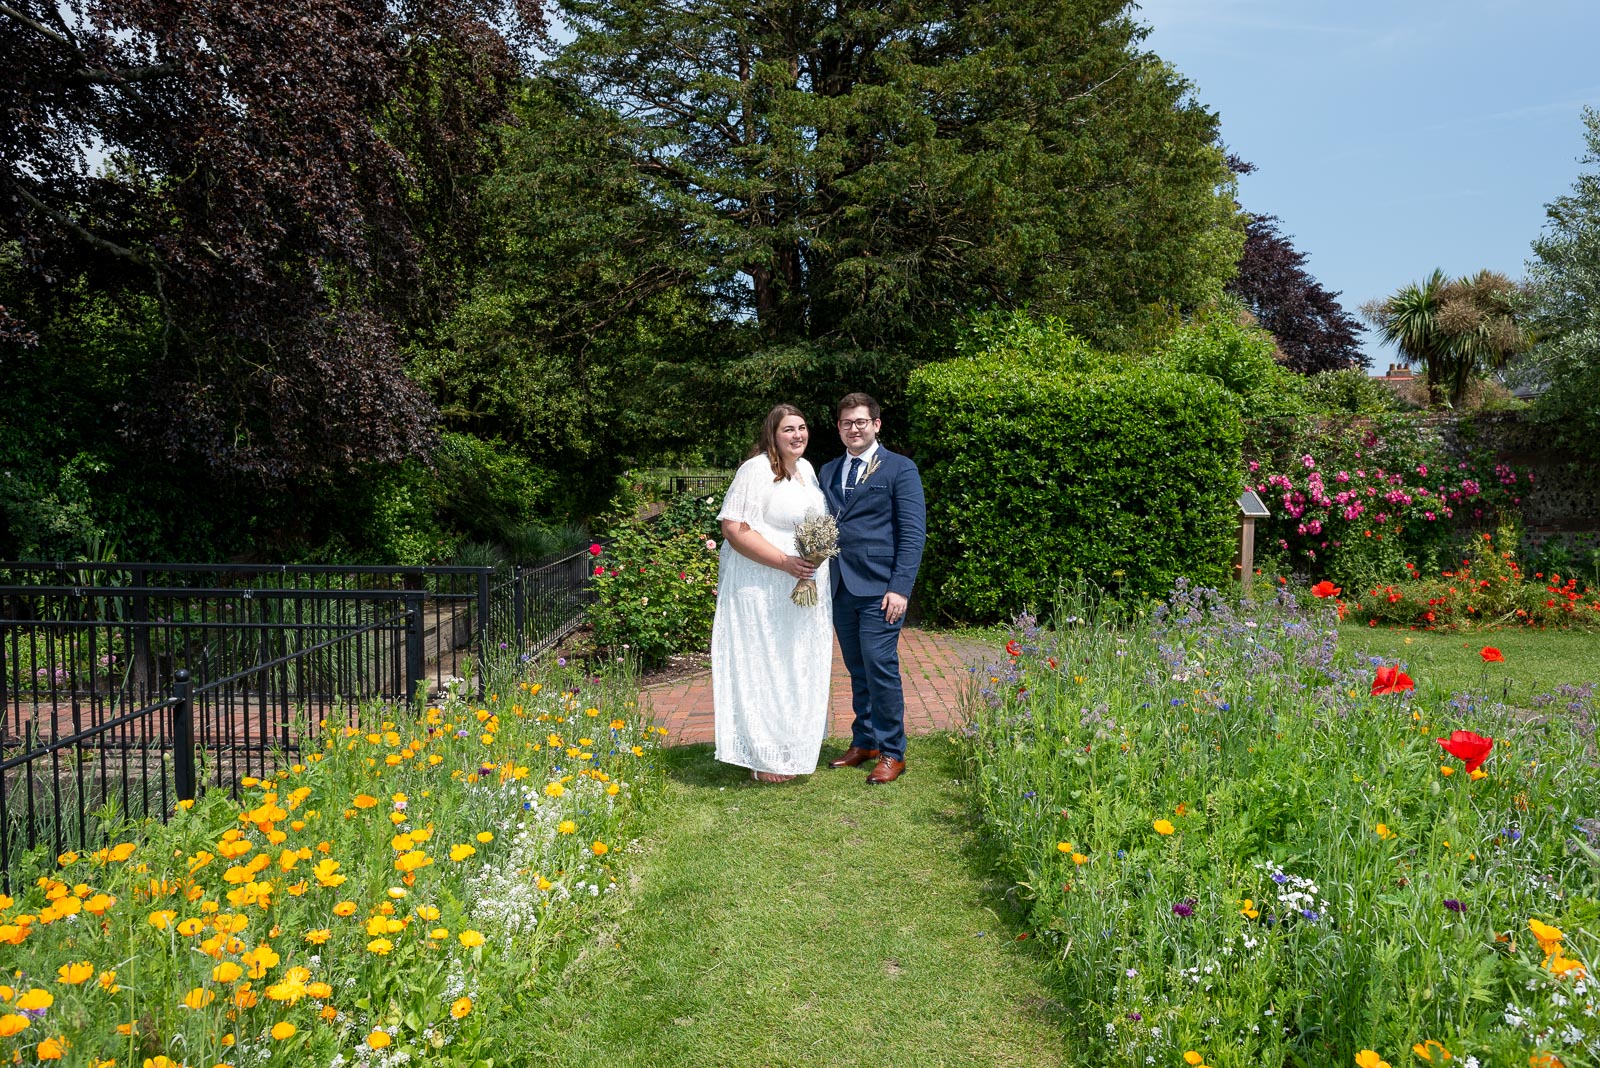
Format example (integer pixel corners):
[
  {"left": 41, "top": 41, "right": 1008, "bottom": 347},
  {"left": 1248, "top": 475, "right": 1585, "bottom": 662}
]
[{"left": 840, "top": 442, "right": 881, "bottom": 493}]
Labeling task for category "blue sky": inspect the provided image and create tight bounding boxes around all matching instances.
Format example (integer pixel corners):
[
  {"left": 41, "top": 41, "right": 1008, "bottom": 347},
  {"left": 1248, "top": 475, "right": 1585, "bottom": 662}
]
[{"left": 1134, "top": 0, "right": 1600, "bottom": 367}]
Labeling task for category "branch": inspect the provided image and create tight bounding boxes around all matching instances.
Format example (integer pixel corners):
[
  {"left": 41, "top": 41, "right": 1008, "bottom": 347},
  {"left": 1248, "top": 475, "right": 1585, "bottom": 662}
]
[
  {"left": 0, "top": 2, "right": 73, "bottom": 47},
  {"left": 11, "top": 183, "right": 153, "bottom": 266},
  {"left": 71, "top": 62, "right": 181, "bottom": 85}
]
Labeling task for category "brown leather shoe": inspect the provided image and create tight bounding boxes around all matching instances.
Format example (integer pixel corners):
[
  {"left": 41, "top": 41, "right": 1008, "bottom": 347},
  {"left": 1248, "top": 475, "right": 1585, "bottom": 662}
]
[
  {"left": 865, "top": 757, "right": 906, "bottom": 784},
  {"left": 828, "top": 746, "right": 880, "bottom": 769}
]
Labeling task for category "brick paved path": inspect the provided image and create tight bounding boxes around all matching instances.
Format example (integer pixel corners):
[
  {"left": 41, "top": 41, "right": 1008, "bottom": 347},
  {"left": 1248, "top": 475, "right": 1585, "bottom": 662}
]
[{"left": 641, "top": 628, "right": 992, "bottom": 746}]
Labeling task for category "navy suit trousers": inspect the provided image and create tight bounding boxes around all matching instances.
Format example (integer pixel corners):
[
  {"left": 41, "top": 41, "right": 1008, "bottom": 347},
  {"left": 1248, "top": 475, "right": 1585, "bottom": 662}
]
[{"left": 832, "top": 588, "right": 906, "bottom": 761}]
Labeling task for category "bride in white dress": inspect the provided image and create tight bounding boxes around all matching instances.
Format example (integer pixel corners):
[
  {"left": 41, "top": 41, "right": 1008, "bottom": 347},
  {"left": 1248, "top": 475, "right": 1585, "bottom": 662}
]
[{"left": 712, "top": 404, "right": 833, "bottom": 783}]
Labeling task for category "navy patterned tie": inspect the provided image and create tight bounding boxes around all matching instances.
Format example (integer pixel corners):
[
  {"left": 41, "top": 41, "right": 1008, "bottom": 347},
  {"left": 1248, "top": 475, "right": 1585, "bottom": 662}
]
[{"left": 844, "top": 456, "right": 863, "bottom": 500}]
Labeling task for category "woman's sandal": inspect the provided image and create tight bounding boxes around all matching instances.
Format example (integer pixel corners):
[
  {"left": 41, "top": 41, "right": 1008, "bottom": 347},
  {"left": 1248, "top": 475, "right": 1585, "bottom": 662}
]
[{"left": 750, "top": 770, "right": 794, "bottom": 784}]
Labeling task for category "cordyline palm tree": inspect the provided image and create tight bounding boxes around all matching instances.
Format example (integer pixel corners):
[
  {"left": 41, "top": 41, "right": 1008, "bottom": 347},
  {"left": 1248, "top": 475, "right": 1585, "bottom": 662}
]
[{"left": 1363, "top": 269, "right": 1530, "bottom": 407}]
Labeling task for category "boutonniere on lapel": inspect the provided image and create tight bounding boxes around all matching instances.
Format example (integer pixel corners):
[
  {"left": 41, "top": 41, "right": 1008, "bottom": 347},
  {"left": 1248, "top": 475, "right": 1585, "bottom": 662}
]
[{"left": 854, "top": 454, "right": 883, "bottom": 489}]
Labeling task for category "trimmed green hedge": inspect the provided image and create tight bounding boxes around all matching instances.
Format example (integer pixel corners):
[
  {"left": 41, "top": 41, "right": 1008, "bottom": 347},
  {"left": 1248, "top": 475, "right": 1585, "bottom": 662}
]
[{"left": 906, "top": 356, "right": 1244, "bottom": 620}]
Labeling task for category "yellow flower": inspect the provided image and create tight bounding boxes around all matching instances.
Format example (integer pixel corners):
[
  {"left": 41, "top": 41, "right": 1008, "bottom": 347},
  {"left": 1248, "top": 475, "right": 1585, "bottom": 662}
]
[
  {"left": 557, "top": 820, "right": 576, "bottom": 835},
  {"left": 1071, "top": 853, "right": 1088, "bottom": 866},
  {"left": 1375, "top": 823, "right": 1394, "bottom": 841},
  {"left": 631, "top": 745, "right": 645, "bottom": 757},
  {"left": 1056, "top": 842, "right": 1073, "bottom": 854},
  {"left": 1354, "top": 1051, "right": 1391, "bottom": 1068},
  {"left": 182, "top": 987, "right": 216, "bottom": 1009},
  {"left": 476, "top": 832, "right": 494, "bottom": 844},
  {"left": 313, "top": 859, "right": 345, "bottom": 887},
  {"left": 352, "top": 794, "right": 379, "bottom": 809},
  {"left": 36, "top": 1036, "right": 65, "bottom": 1060},
  {"left": 305, "top": 928, "right": 331, "bottom": 945},
  {"left": 459, "top": 929, "right": 485, "bottom": 947},
  {"left": 212, "top": 962, "right": 243, "bottom": 983},
  {"left": 1152, "top": 819, "right": 1175, "bottom": 835},
  {"left": 367, "top": 1031, "right": 392, "bottom": 1049},
  {"left": 270, "top": 1021, "right": 296, "bottom": 1041},
  {"left": 333, "top": 899, "right": 358, "bottom": 917},
  {"left": 1240, "top": 898, "right": 1260, "bottom": 920},
  {"left": 591, "top": 841, "right": 609, "bottom": 856},
  {"left": 544, "top": 782, "right": 566, "bottom": 798},
  {"left": 450, "top": 844, "right": 477, "bottom": 862},
  {"left": 610, "top": 719, "right": 626, "bottom": 730},
  {"left": 148, "top": 909, "right": 177, "bottom": 929},
  {"left": 429, "top": 927, "right": 449, "bottom": 941},
  {"left": 1469, "top": 768, "right": 1487, "bottom": 780},
  {"left": 451, "top": 996, "right": 472, "bottom": 1019},
  {"left": 394, "top": 850, "right": 433, "bottom": 873},
  {"left": 0, "top": 1015, "right": 28, "bottom": 1037},
  {"left": 416, "top": 905, "right": 440, "bottom": 921},
  {"left": 15, "top": 990, "right": 52, "bottom": 1012},
  {"left": 55, "top": 962, "right": 93, "bottom": 985},
  {"left": 1185, "top": 1055, "right": 1204, "bottom": 1067},
  {"left": 1412, "top": 1039, "right": 1452, "bottom": 1062},
  {"left": 1439, "top": 765, "right": 1454, "bottom": 777},
  {"left": 366, "top": 938, "right": 394, "bottom": 955},
  {"left": 1529, "top": 918, "right": 1565, "bottom": 952}
]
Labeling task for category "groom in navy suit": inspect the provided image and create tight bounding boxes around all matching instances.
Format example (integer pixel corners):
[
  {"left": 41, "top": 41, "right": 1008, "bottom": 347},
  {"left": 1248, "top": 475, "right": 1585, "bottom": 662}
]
[{"left": 819, "top": 393, "right": 926, "bottom": 784}]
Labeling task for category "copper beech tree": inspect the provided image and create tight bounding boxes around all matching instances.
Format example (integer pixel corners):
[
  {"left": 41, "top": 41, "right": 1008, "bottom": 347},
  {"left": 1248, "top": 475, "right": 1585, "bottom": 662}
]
[{"left": 0, "top": 0, "right": 543, "bottom": 482}]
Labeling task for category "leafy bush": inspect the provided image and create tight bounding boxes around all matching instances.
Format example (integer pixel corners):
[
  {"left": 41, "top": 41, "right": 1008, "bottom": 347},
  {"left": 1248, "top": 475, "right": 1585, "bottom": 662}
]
[
  {"left": 589, "top": 492, "right": 723, "bottom": 666},
  {"left": 1295, "top": 368, "right": 1405, "bottom": 415},
  {"left": 1154, "top": 311, "right": 1302, "bottom": 420},
  {"left": 1246, "top": 415, "right": 1535, "bottom": 588},
  {"left": 907, "top": 353, "right": 1243, "bottom": 620},
  {"left": 962, "top": 583, "right": 1600, "bottom": 1067},
  {"left": 1339, "top": 525, "right": 1600, "bottom": 629},
  {"left": 0, "top": 656, "right": 662, "bottom": 1068}
]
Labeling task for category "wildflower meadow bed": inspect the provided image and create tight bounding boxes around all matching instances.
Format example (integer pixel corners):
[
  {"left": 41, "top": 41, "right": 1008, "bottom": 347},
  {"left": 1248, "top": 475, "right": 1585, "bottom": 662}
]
[
  {"left": 963, "top": 583, "right": 1599, "bottom": 1068},
  {"left": 0, "top": 658, "right": 662, "bottom": 1067}
]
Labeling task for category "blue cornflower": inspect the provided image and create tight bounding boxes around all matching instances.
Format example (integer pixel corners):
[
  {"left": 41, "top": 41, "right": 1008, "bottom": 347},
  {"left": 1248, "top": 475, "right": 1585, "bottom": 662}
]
[
  {"left": 1271, "top": 872, "right": 1289, "bottom": 885},
  {"left": 1300, "top": 909, "right": 1319, "bottom": 921},
  {"left": 1170, "top": 698, "right": 1183, "bottom": 707}
]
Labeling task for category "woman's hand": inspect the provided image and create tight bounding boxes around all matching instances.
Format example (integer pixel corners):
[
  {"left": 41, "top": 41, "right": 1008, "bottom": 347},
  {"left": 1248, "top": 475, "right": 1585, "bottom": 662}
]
[{"left": 780, "top": 555, "right": 817, "bottom": 580}]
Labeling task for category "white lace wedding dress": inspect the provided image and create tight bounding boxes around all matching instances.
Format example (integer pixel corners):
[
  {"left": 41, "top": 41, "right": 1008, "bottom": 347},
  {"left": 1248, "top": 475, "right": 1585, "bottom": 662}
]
[{"left": 712, "top": 455, "right": 833, "bottom": 775}]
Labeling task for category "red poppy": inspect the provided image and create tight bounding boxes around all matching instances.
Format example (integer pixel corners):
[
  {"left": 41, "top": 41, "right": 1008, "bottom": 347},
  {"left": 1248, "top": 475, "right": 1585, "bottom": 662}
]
[
  {"left": 588, "top": 543, "right": 603, "bottom": 556},
  {"left": 1310, "top": 580, "right": 1341, "bottom": 599},
  {"left": 1370, "top": 665, "right": 1416, "bottom": 696},
  {"left": 1005, "top": 640, "right": 1021, "bottom": 657},
  {"left": 1437, "top": 730, "right": 1494, "bottom": 773},
  {"left": 1480, "top": 646, "right": 1505, "bottom": 663}
]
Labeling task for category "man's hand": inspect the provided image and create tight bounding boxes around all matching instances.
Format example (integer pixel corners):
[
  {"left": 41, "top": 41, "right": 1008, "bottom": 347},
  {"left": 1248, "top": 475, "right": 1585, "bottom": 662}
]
[{"left": 880, "top": 591, "right": 908, "bottom": 625}]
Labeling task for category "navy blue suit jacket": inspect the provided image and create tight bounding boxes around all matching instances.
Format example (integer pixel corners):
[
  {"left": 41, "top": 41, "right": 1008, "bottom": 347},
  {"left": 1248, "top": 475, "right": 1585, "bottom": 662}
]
[{"left": 820, "top": 447, "right": 927, "bottom": 599}]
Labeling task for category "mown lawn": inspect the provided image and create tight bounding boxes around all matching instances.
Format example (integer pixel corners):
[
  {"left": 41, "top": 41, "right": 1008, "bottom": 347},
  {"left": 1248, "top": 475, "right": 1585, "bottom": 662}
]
[{"left": 1339, "top": 622, "right": 1600, "bottom": 703}]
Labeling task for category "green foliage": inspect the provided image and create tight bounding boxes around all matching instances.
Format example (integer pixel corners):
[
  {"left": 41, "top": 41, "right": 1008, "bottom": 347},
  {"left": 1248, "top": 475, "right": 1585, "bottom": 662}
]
[
  {"left": 1295, "top": 368, "right": 1406, "bottom": 415},
  {"left": 907, "top": 352, "right": 1243, "bottom": 620},
  {"left": 1245, "top": 414, "right": 1535, "bottom": 589},
  {"left": 1341, "top": 524, "right": 1600, "bottom": 629},
  {"left": 1154, "top": 311, "right": 1305, "bottom": 419},
  {"left": 1526, "top": 106, "right": 1600, "bottom": 461},
  {"left": 962, "top": 584, "right": 1600, "bottom": 1066},
  {"left": 589, "top": 496, "right": 723, "bottom": 666}
]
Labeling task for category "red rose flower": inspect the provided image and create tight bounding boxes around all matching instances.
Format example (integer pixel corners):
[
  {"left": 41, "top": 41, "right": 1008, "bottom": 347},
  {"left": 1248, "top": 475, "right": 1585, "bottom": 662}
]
[
  {"left": 1370, "top": 665, "right": 1416, "bottom": 696},
  {"left": 589, "top": 543, "right": 603, "bottom": 556},
  {"left": 1437, "top": 730, "right": 1494, "bottom": 773},
  {"left": 1310, "top": 580, "right": 1341, "bottom": 599},
  {"left": 1480, "top": 646, "right": 1505, "bottom": 663}
]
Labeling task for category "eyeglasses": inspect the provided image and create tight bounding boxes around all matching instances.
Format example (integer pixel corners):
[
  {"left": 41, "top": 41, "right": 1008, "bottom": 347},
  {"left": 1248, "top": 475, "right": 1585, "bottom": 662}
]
[{"left": 838, "top": 418, "right": 875, "bottom": 431}]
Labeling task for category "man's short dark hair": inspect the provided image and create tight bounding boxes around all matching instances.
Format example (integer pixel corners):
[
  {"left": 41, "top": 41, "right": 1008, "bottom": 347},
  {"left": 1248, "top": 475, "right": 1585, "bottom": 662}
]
[{"left": 835, "top": 392, "right": 880, "bottom": 422}]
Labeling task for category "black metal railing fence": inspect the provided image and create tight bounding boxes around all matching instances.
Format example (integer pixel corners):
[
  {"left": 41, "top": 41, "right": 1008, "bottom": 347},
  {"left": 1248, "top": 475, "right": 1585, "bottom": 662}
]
[{"left": 0, "top": 551, "right": 599, "bottom": 884}]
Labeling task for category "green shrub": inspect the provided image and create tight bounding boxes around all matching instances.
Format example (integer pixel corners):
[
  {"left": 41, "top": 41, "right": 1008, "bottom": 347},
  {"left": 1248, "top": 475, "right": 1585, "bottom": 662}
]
[
  {"left": 907, "top": 354, "right": 1244, "bottom": 621},
  {"left": 589, "top": 494, "right": 722, "bottom": 666},
  {"left": 1155, "top": 312, "right": 1304, "bottom": 420},
  {"left": 1295, "top": 367, "right": 1405, "bottom": 415}
]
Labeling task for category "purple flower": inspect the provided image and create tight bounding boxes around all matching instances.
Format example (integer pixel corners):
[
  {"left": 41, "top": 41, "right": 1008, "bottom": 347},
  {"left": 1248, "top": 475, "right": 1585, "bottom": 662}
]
[
  {"left": 1443, "top": 899, "right": 1465, "bottom": 913},
  {"left": 557, "top": 657, "right": 567, "bottom": 666},
  {"left": 1300, "top": 909, "right": 1320, "bottom": 922},
  {"left": 1271, "top": 872, "right": 1289, "bottom": 885},
  {"left": 1172, "top": 900, "right": 1195, "bottom": 918},
  {"left": 1127, "top": 1012, "right": 1142, "bottom": 1022}
]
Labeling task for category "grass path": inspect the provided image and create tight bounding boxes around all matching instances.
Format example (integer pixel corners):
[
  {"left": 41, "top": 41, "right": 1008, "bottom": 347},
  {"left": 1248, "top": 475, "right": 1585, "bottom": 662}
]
[{"left": 526, "top": 735, "right": 1068, "bottom": 1067}]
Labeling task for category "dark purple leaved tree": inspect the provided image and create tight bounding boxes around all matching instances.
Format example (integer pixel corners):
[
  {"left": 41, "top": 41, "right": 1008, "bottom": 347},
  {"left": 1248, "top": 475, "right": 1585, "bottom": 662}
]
[{"left": 1224, "top": 157, "right": 1366, "bottom": 373}]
